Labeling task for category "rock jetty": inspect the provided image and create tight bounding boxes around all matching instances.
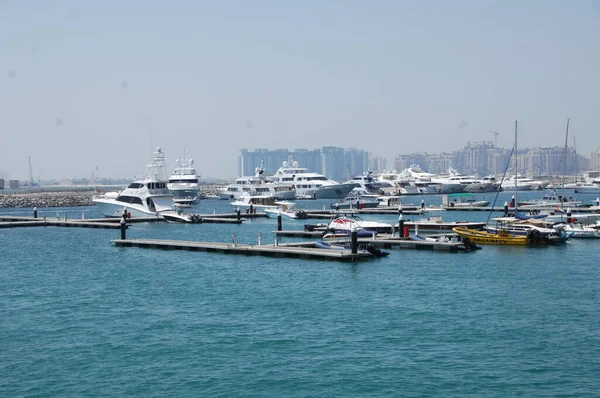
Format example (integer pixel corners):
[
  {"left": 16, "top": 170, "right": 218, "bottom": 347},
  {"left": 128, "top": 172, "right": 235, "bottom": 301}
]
[{"left": 0, "top": 192, "right": 96, "bottom": 208}]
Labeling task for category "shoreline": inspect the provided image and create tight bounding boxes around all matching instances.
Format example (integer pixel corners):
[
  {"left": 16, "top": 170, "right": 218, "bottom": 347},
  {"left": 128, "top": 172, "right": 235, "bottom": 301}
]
[{"left": 0, "top": 191, "right": 96, "bottom": 208}]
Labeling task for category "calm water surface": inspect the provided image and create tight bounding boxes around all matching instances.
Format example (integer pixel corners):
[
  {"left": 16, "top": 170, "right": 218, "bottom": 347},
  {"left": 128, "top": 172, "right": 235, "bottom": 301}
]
[{"left": 1, "top": 192, "right": 599, "bottom": 397}]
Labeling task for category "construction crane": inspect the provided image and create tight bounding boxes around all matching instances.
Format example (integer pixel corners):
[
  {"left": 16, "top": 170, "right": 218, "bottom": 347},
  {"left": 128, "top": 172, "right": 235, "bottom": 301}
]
[{"left": 488, "top": 130, "right": 499, "bottom": 146}]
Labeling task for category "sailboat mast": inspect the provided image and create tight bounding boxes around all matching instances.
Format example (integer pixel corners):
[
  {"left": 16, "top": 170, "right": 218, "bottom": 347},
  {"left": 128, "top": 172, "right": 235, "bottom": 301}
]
[
  {"left": 514, "top": 120, "right": 518, "bottom": 212},
  {"left": 562, "top": 118, "right": 570, "bottom": 201}
]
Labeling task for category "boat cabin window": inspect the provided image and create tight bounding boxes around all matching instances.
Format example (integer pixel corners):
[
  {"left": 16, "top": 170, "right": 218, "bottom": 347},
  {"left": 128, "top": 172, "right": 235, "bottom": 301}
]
[
  {"left": 148, "top": 182, "right": 166, "bottom": 190},
  {"left": 128, "top": 182, "right": 144, "bottom": 189},
  {"left": 169, "top": 177, "right": 198, "bottom": 183},
  {"left": 116, "top": 195, "right": 143, "bottom": 205}
]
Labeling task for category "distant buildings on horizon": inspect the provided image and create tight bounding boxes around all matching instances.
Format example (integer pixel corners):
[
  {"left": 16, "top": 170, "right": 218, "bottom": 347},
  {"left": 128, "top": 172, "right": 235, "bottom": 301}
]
[{"left": 239, "top": 141, "right": 600, "bottom": 181}]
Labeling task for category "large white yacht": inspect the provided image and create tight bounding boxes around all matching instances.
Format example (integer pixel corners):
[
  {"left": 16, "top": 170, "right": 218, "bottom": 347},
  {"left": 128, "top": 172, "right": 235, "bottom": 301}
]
[
  {"left": 345, "top": 170, "right": 389, "bottom": 196},
  {"left": 500, "top": 175, "right": 548, "bottom": 191},
  {"left": 168, "top": 151, "right": 200, "bottom": 204},
  {"left": 270, "top": 158, "right": 358, "bottom": 199},
  {"left": 93, "top": 147, "right": 174, "bottom": 218},
  {"left": 219, "top": 162, "right": 296, "bottom": 200}
]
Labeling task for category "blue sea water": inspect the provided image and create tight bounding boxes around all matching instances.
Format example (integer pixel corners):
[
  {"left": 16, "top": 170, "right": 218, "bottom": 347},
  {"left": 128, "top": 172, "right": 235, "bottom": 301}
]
[{"left": 1, "top": 191, "right": 600, "bottom": 397}]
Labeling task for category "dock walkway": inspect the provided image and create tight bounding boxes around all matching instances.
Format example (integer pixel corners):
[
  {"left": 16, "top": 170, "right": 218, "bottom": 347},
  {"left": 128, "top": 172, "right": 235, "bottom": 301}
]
[{"left": 112, "top": 238, "right": 373, "bottom": 261}]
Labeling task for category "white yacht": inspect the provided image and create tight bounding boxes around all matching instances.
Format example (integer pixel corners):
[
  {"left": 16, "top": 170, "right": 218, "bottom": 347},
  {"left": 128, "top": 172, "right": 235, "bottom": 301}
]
[
  {"left": 270, "top": 158, "right": 358, "bottom": 199},
  {"left": 168, "top": 151, "right": 200, "bottom": 204},
  {"left": 500, "top": 175, "right": 548, "bottom": 191},
  {"left": 93, "top": 147, "right": 174, "bottom": 218},
  {"left": 345, "top": 170, "right": 389, "bottom": 196},
  {"left": 219, "top": 162, "right": 296, "bottom": 200}
]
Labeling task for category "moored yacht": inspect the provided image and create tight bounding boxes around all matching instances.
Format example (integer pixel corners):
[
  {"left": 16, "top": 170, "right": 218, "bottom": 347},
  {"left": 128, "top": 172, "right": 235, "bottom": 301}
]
[
  {"left": 168, "top": 150, "right": 200, "bottom": 204},
  {"left": 271, "top": 158, "right": 358, "bottom": 199},
  {"left": 93, "top": 147, "right": 174, "bottom": 218},
  {"left": 500, "top": 175, "right": 549, "bottom": 191},
  {"left": 219, "top": 162, "right": 296, "bottom": 200}
]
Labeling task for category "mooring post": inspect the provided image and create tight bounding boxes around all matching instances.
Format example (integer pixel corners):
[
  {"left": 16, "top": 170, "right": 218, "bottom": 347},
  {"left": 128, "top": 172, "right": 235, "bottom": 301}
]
[
  {"left": 421, "top": 199, "right": 425, "bottom": 211},
  {"left": 232, "top": 234, "right": 237, "bottom": 247},
  {"left": 82, "top": 211, "right": 85, "bottom": 220},
  {"left": 566, "top": 208, "right": 572, "bottom": 224},
  {"left": 398, "top": 208, "right": 405, "bottom": 238},
  {"left": 122, "top": 208, "right": 128, "bottom": 221},
  {"left": 277, "top": 214, "right": 282, "bottom": 231},
  {"left": 511, "top": 195, "right": 515, "bottom": 208},
  {"left": 274, "top": 236, "right": 279, "bottom": 246},
  {"left": 351, "top": 228, "right": 358, "bottom": 254},
  {"left": 56, "top": 212, "right": 59, "bottom": 220},
  {"left": 120, "top": 216, "right": 126, "bottom": 240},
  {"left": 236, "top": 207, "right": 241, "bottom": 220},
  {"left": 504, "top": 201, "right": 509, "bottom": 216},
  {"left": 33, "top": 206, "right": 37, "bottom": 219},
  {"left": 258, "top": 233, "right": 262, "bottom": 246}
]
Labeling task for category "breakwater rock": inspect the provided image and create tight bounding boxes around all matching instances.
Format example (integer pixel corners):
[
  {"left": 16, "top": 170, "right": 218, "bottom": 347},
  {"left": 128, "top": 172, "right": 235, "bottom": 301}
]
[{"left": 0, "top": 192, "right": 96, "bottom": 208}]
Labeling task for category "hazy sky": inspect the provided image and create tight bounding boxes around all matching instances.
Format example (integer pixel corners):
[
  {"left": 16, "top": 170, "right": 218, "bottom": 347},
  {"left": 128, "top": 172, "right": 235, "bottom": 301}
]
[{"left": 2, "top": 0, "right": 599, "bottom": 180}]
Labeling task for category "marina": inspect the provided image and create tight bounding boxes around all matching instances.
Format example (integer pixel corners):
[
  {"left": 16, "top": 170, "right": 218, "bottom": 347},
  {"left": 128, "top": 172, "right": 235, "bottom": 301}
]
[{"left": 3, "top": 186, "right": 600, "bottom": 398}]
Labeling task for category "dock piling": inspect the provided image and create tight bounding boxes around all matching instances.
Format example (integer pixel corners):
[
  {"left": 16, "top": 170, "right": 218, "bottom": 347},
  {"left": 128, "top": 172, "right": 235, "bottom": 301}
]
[
  {"left": 232, "top": 234, "right": 237, "bottom": 247},
  {"left": 120, "top": 216, "right": 126, "bottom": 240},
  {"left": 351, "top": 228, "right": 358, "bottom": 254},
  {"left": 398, "top": 213, "right": 405, "bottom": 238},
  {"left": 236, "top": 207, "right": 241, "bottom": 220},
  {"left": 33, "top": 207, "right": 37, "bottom": 219},
  {"left": 504, "top": 201, "right": 509, "bottom": 216},
  {"left": 258, "top": 233, "right": 262, "bottom": 246},
  {"left": 277, "top": 214, "right": 282, "bottom": 231}
]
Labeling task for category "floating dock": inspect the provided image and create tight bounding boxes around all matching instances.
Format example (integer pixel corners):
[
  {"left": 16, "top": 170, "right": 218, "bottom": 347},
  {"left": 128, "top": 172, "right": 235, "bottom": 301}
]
[
  {"left": 0, "top": 216, "right": 125, "bottom": 229},
  {"left": 111, "top": 238, "right": 373, "bottom": 261},
  {"left": 278, "top": 237, "right": 473, "bottom": 252}
]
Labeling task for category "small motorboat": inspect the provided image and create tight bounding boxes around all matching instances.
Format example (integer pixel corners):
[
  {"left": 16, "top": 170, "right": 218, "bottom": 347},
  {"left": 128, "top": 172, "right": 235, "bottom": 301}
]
[
  {"left": 314, "top": 241, "right": 390, "bottom": 257},
  {"left": 161, "top": 210, "right": 203, "bottom": 223},
  {"left": 264, "top": 201, "right": 308, "bottom": 219}
]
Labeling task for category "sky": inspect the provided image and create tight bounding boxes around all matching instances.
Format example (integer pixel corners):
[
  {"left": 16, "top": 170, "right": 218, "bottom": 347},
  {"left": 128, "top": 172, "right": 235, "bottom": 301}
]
[{"left": 1, "top": 0, "right": 599, "bottom": 181}]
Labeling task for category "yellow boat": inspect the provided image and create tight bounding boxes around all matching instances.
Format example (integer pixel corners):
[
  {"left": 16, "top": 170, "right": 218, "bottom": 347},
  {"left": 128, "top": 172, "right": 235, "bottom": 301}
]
[{"left": 452, "top": 227, "right": 530, "bottom": 245}]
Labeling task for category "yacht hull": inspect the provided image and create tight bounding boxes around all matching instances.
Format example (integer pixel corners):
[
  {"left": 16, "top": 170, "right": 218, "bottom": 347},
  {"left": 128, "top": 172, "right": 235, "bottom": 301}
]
[
  {"left": 302, "top": 183, "right": 358, "bottom": 199},
  {"left": 93, "top": 196, "right": 173, "bottom": 218}
]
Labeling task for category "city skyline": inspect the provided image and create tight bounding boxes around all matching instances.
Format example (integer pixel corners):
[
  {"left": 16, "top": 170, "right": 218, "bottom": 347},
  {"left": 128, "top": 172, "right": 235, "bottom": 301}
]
[
  {"left": 2, "top": 1, "right": 599, "bottom": 180},
  {"left": 3, "top": 137, "right": 600, "bottom": 184}
]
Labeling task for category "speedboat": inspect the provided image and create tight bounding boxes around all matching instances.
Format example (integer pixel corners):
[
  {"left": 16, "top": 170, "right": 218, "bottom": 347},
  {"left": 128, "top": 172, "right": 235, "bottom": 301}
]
[
  {"left": 161, "top": 209, "right": 204, "bottom": 223},
  {"left": 264, "top": 201, "right": 308, "bottom": 219},
  {"left": 330, "top": 196, "right": 380, "bottom": 210},
  {"left": 328, "top": 213, "right": 394, "bottom": 234},
  {"left": 554, "top": 222, "right": 600, "bottom": 238},
  {"left": 443, "top": 193, "right": 490, "bottom": 208},
  {"left": 93, "top": 147, "right": 174, "bottom": 218},
  {"left": 517, "top": 190, "right": 583, "bottom": 210},
  {"left": 168, "top": 150, "right": 200, "bottom": 205},
  {"left": 270, "top": 158, "right": 358, "bottom": 199}
]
